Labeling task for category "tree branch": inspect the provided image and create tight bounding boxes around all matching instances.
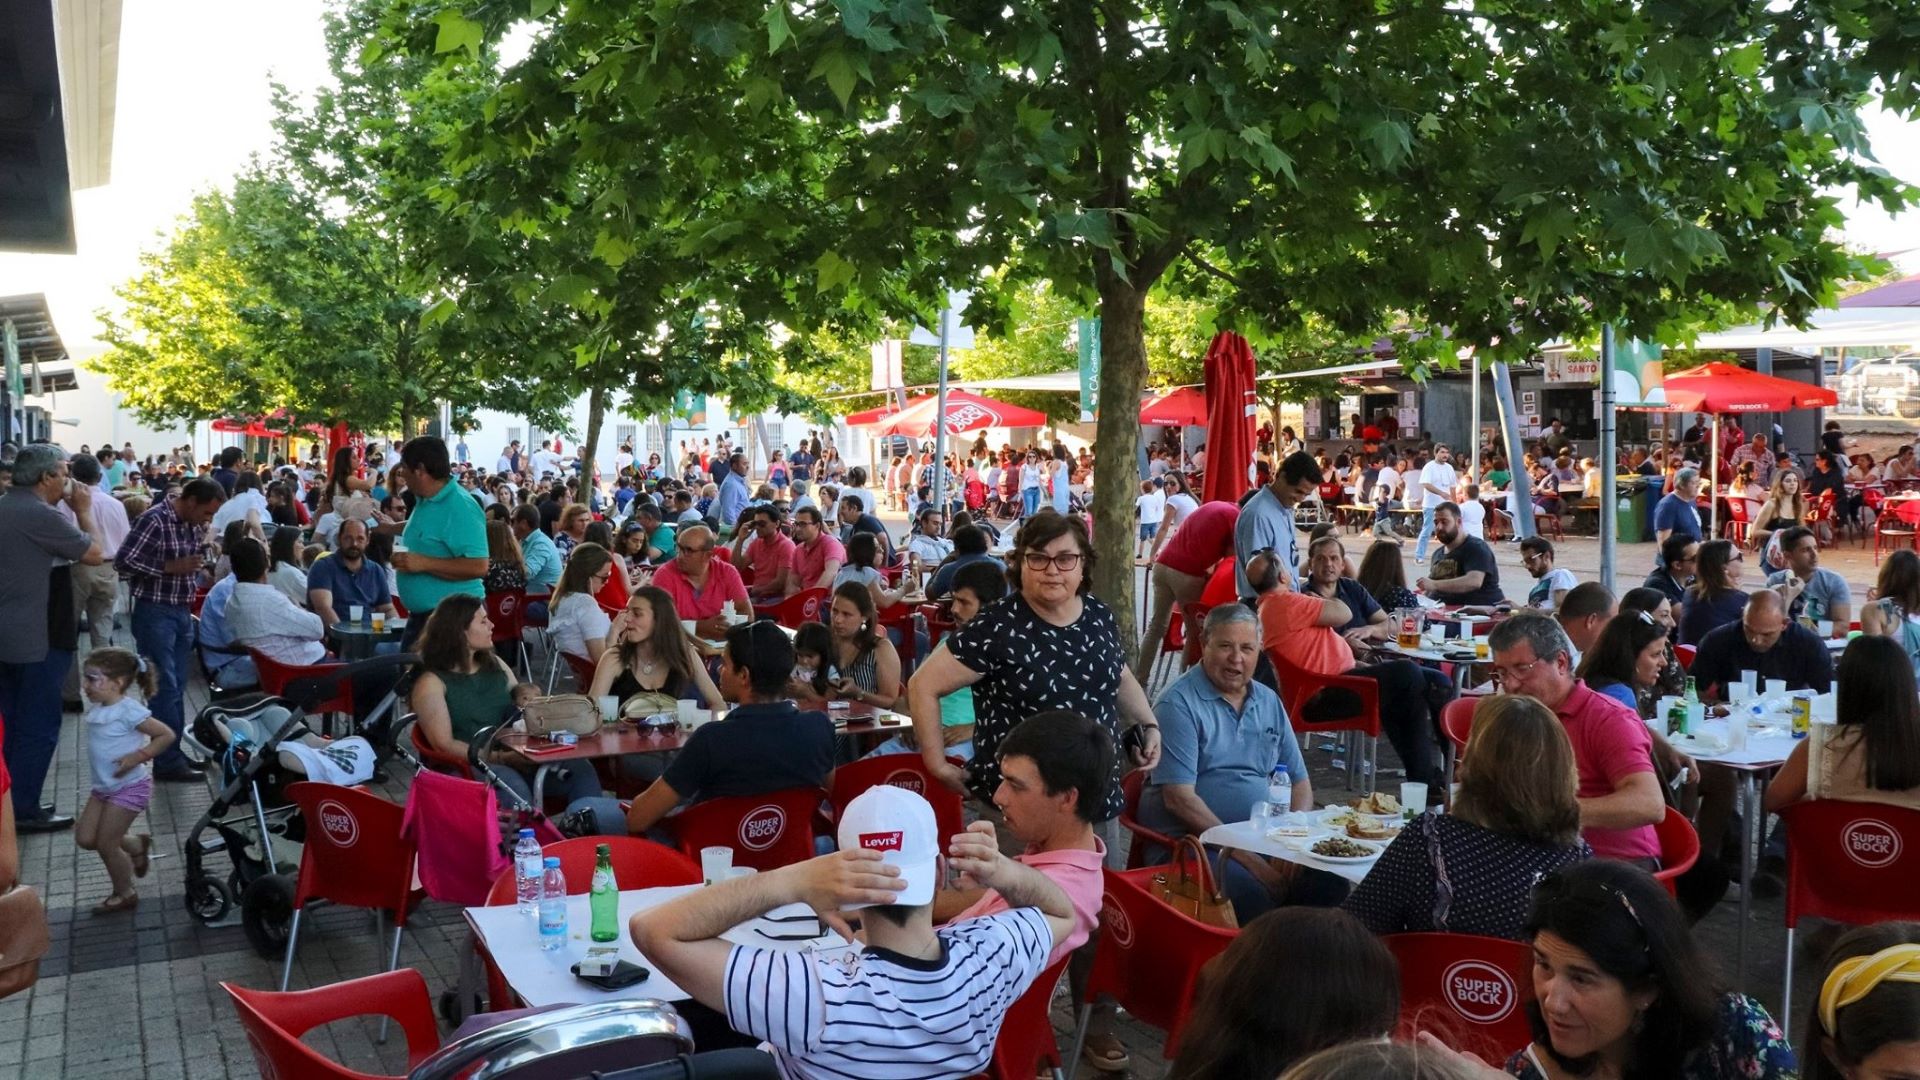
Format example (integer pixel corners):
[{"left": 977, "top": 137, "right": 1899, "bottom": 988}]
[{"left": 1181, "top": 243, "right": 1246, "bottom": 290}]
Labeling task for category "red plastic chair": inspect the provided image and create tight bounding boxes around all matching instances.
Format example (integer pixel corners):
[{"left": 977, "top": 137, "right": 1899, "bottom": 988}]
[
  {"left": 1723, "top": 496, "right": 1754, "bottom": 545},
  {"left": 1383, "top": 933, "right": 1535, "bottom": 1062},
  {"left": 1780, "top": 800, "right": 1920, "bottom": 1019},
  {"left": 1650, "top": 805, "right": 1700, "bottom": 899},
  {"left": 478, "top": 837, "right": 699, "bottom": 1011},
  {"left": 827, "top": 754, "right": 965, "bottom": 845},
  {"left": 1118, "top": 768, "right": 1174, "bottom": 870},
  {"left": 484, "top": 588, "right": 530, "bottom": 679},
  {"left": 877, "top": 601, "right": 921, "bottom": 672},
  {"left": 250, "top": 649, "right": 353, "bottom": 718},
  {"left": 1145, "top": 605, "right": 1186, "bottom": 688},
  {"left": 670, "top": 787, "right": 825, "bottom": 872},
  {"left": 1438, "top": 696, "right": 1476, "bottom": 805},
  {"left": 755, "top": 586, "right": 829, "bottom": 629},
  {"left": 1875, "top": 496, "right": 1920, "bottom": 564},
  {"left": 279, "top": 783, "right": 422, "bottom": 999},
  {"left": 1269, "top": 650, "right": 1382, "bottom": 794},
  {"left": 1067, "top": 867, "right": 1238, "bottom": 1060},
  {"left": 1674, "top": 643, "right": 1696, "bottom": 671},
  {"left": 979, "top": 956, "right": 1069, "bottom": 1080},
  {"left": 407, "top": 715, "right": 473, "bottom": 779},
  {"left": 563, "top": 649, "right": 599, "bottom": 691},
  {"left": 224, "top": 968, "right": 440, "bottom": 1080}
]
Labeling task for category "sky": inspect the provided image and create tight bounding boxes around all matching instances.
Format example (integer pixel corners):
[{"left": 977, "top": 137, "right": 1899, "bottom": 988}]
[{"left": 4, "top": 0, "right": 1919, "bottom": 373}]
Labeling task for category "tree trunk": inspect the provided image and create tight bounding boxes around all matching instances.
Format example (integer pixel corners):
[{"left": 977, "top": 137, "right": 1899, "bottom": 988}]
[
  {"left": 1092, "top": 281, "right": 1149, "bottom": 662},
  {"left": 583, "top": 381, "right": 608, "bottom": 505}
]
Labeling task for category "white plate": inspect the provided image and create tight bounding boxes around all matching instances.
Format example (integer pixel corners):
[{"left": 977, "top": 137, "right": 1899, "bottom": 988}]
[{"left": 1304, "top": 838, "right": 1384, "bottom": 864}]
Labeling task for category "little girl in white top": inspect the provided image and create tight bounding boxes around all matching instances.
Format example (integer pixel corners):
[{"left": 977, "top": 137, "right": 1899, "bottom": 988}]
[{"left": 78, "top": 647, "right": 175, "bottom": 914}]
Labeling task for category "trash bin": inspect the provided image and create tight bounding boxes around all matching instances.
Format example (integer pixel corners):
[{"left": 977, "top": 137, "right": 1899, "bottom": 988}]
[{"left": 1614, "top": 476, "right": 1647, "bottom": 543}]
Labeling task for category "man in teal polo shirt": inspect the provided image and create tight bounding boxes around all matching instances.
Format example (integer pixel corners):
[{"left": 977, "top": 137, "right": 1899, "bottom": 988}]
[{"left": 393, "top": 436, "right": 488, "bottom": 622}]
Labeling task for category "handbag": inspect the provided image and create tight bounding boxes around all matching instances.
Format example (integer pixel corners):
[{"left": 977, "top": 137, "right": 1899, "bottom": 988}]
[
  {"left": 1154, "top": 836, "right": 1238, "bottom": 929},
  {"left": 0, "top": 885, "right": 50, "bottom": 1000},
  {"left": 520, "top": 694, "right": 601, "bottom": 737}
]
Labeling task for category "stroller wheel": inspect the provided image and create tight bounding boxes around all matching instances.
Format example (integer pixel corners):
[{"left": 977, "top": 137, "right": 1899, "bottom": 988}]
[
  {"left": 184, "top": 876, "right": 231, "bottom": 922},
  {"left": 242, "top": 873, "right": 298, "bottom": 959}
]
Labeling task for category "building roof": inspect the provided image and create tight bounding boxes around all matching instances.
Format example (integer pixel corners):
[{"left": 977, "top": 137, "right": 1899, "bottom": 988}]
[
  {"left": 0, "top": 0, "right": 122, "bottom": 253},
  {"left": 1, "top": 293, "right": 69, "bottom": 367}
]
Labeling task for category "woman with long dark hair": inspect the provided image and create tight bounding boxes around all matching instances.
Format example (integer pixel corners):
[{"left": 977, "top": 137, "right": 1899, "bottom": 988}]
[
  {"left": 825, "top": 581, "right": 902, "bottom": 709},
  {"left": 549, "top": 543, "right": 615, "bottom": 663},
  {"left": 587, "top": 586, "right": 723, "bottom": 713},
  {"left": 1679, "top": 538, "right": 1747, "bottom": 646},
  {"left": 1618, "top": 586, "right": 1687, "bottom": 707},
  {"left": 1861, "top": 548, "right": 1920, "bottom": 675},
  {"left": 1576, "top": 610, "right": 1671, "bottom": 718},
  {"left": 1170, "top": 909, "right": 1399, "bottom": 1080},
  {"left": 1765, "top": 634, "right": 1920, "bottom": 814},
  {"left": 1357, "top": 537, "right": 1421, "bottom": 614},
  {"left": 1476, "top": 860, "right": 1794, "bottom": 1077},
  {"left": 320, "top": 445, "right": 374, "bottom": 515}
]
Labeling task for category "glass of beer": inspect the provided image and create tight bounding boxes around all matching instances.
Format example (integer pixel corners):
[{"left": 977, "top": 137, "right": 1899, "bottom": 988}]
[{"left": 371, "top": 610, "right": 387, "bottom": 632}]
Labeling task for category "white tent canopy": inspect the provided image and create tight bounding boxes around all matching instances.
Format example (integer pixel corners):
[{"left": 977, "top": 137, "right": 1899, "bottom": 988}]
[
  {"left": 1688, "top": 307, "right": 1920, "bottom": 351},
  {"left": 954, "top": 358, "right": 1399, "bottom": 394}
]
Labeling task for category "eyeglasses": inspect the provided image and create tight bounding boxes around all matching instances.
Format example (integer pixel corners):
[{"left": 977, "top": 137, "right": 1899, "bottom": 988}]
[
  {"left": 1489, "top": 657, "right": 1547, "bottom": 683},
  {"left": 1022, "top": 551, "right": 1083, "bottom": 572}
]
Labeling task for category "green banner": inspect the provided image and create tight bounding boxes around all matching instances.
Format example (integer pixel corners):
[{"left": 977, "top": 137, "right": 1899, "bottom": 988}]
[
  {"left": 1612, "top": 338, "right": 1665, "bottom": 407},
  {"left": 1077, "top": 316, "right": 1101, "bottom": 422},
  {"left": 673, "top": 389, "right": 708, "bottom": 426}
]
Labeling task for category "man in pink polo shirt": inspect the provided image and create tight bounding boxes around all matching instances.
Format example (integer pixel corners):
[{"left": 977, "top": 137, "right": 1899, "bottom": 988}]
[
  {"left": 934, "top": 709, "right": 1107, "bottom": 963},
  {"left": 651, "top": 524, "right": 749, "bottom": 639},
  {"left": 1488, "top": 611, "right": 1665, "bottom": 866},
  {"left": 731, "top": 504, "right": 796, "bottom": 601},
  {"left": 784, "top": 505, "right": 845, "bottom": 596}
]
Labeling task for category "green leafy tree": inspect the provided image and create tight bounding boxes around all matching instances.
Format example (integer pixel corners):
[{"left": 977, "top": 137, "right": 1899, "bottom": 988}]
[{"left": 385, "top": 0, "right": 1919, "bottom": 650}]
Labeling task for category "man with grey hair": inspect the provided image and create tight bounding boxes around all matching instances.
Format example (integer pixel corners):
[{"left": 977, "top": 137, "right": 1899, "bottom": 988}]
[
  {"left": 1487, "top": 611, "right": 1664, "bottom": 866},
  {"left": 1, "top": 443, "right": 105, "bottom": 831},
  {"left": 1654, "top": 466, "right": 1704, "bottom": 553},
  {"left": 1139, "top": 603, "right": 1317, "bottom": 919}
]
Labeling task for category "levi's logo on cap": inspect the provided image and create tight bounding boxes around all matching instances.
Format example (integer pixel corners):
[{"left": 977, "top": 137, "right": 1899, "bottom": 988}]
[{"left": 859, "top": 831, "right": 904, "bottom": 852}]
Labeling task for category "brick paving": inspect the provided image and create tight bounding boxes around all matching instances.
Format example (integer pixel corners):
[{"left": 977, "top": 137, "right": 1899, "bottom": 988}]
[{"left": 12, "top": 525, "right": 1844, "bottom": 1079}]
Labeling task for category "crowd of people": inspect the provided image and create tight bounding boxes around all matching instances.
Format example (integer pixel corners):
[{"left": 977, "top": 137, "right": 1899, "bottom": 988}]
[{"left": 3, "top": 413, "right": 1920, "bottom": 1080}]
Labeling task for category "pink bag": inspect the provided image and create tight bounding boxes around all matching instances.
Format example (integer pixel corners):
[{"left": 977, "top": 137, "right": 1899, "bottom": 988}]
[{"left": 401, "top": 769, "right": 513, "bottom": 906}]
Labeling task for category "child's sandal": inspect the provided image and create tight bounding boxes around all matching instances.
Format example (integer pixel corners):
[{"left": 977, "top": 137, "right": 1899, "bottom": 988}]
[
  {"left": 93, "top": 892, "right": 138, "bottom": 915},
  {"left": 131, "top": 834, "right": 153, "bottom": 879}
]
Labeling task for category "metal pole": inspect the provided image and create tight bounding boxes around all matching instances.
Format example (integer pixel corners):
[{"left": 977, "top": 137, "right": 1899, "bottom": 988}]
[
  {"left": 1491, "top": 360, "right": 1536, "bottom": 540},
  {"left": 1599, "top": 327, "right": 1617, "bottom": 594},
  {"left": 932, "top": 303, "right": 952, "bottom": 517},
  {"left": 1469, "top": 352, "right": 1482, "bottom": 486},
  {"left": 1711, "top": 414, "right": 1722, "bottom": 535}
]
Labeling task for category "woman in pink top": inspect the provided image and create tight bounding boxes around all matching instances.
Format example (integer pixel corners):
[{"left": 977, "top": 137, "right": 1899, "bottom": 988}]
[{"left": 649, "top": 525, "right": 748, "bottom": 640}]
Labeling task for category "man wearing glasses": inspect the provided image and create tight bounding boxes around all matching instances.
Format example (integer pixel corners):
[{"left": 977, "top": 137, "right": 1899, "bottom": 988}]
[
  {"left": 652, "top": 524, "right": 750, "bottom": 641},
  {"left": 1487, "top": 612, "right": 1665, "bottom": 867},
  {"left": 1643, "top": 534, "right": 1697, "bottom": 607}
]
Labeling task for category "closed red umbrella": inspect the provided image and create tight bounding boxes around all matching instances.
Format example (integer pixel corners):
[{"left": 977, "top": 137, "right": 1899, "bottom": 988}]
[
  {"left": 874, "top": 389, "right": 1049, "bottom": 438},
  {"left": 1139, "top": 386, "right": 1208, "bottom": 426},
  {"left": 1201, "top": 331, "right": 1257, "bottom": 504}
]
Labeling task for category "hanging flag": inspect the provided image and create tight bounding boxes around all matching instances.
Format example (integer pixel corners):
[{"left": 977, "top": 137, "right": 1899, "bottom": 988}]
[
  {"left": 1612, "top": 339, "right": 1666, "bottom": 407},
  {"left": 1077, "top": 317, "right": 1102, "bottom": 422},
  {"left": 673, "top": 389, "right": 708, "bottom": 426},
  {"left": 870, "top": 340, "right": 904, "bottom": 390}
]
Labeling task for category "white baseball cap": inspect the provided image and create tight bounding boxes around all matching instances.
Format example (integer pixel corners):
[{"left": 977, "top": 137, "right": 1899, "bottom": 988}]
[{"left": 835, "top": 784, "right": 939, "bottom": 909}]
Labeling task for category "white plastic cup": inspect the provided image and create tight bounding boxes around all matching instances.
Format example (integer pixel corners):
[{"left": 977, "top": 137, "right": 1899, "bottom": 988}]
[
  {"left": 676, "top": 700, "right": 698, "bottom": 729},
  {"left": 596, "top": 695, "right": 619, "bottom": 725},
  {"left": 392, "top": 538, "right": 408, "bottom": 554},
  {"left": 1817, "top": 620, "right": 1835, "bottom": 639},
  {"left": 1400, "top": 782, "right": 1429, "bottom": 818},
  {"left": 700, "top": 846, "right": 733, "bottom": 886},
  {"left": 348, "top": 604, "right": 365, "bottom": 624},
  {"left": 1740, "top": 670, "right": 1759, "bottom": 698},
  {"left": 1765, "top": 678, "right": 1788, "bottom": 699}
]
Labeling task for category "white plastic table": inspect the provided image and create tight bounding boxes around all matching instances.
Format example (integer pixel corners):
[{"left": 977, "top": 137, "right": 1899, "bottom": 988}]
[
  {"left": 1198, "top": 819, "right": 1383, "bottom": 885},
  {"left": 466, "top": 885, "right": 842, "bottom": 1007}
]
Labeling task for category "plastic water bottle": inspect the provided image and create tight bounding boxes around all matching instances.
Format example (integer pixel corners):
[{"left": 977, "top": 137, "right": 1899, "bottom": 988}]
[
  {"left": 1267, "top": 766, "right": 1293, "bottom": 817},
  {"left": 538, "top": 857, "right": 567, "bottom": 951},
  {"left": 513, "top": 829, "right": 543, "bottom": 915}
]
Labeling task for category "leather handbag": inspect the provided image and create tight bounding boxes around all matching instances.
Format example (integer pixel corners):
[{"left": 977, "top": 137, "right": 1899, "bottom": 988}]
[
  {"left": 520, "top": 694, "right": 601, "bottom": 737},
  {"left": 1155, "top": 836, "right": 1238, "bottom": 929},
  {"left": 0, "top": 885, "right": 50, "bottom": 1000}
]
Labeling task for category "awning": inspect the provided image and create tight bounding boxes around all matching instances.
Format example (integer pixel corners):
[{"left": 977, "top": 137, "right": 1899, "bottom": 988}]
[{"left": 1686, "top": 308, "right": 1920, "bottom": 351}]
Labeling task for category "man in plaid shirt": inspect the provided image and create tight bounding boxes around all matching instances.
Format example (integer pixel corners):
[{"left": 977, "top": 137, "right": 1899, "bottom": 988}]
[{"left": 116, "top": 477, "right": 226, "bottom": 780}]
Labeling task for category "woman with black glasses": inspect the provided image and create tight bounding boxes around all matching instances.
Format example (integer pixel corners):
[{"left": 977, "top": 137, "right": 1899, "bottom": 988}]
[
  {"left": 905, "top": 512, "right": 1160, "bottom": 821},
  {"left": 1575, "top": 610, "right": 1671, "bottom": 719},
  {"left": 1421, "top": 860, "right": 1795, "bottom": 1078}
]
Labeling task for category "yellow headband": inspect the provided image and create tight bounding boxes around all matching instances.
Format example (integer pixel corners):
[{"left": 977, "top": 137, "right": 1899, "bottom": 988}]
[{"left": 1820, "top": 943, "right": 1920, "bottom": 1037}]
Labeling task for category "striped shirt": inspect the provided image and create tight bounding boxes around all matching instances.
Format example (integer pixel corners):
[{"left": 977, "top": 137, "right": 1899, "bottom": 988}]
[{"left": 723, "top": 908, "right": 1050, "bottom": 1080}]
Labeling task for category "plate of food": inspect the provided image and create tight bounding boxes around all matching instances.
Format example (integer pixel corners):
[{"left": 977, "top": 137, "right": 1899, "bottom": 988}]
[
  {"left": 1307, "top": 836, "right": 1384, "bottom": 864},
  {"left": 1319, "top": 805, "right": 1358, "bottom": 829},
  {"left": 1352, "top": 792, "right": 1402, "bottom": 817},
  {"left": 1345, "top": 817, "right": 1402, "bottom": 842},
  {"left": 1265, "top": 812, "right": 1317, "bottom": 840}
]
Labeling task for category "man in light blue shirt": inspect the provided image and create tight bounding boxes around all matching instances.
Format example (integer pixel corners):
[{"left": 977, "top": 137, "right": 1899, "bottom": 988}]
[
  {"left": 715, "top": 452, "right": 750, "bottom": 535},
  {"left": 197, "top": 573, "right": 259, "bottom": 689},
  {"left": 512, "top": 504, "right": 562, "bottom": 595},
  {"left": 1138, "top": 606, "right": 1316, "bottom": 919},
  {"left": 1233, "top": 451, "right": 1322, "bottom": 599}
]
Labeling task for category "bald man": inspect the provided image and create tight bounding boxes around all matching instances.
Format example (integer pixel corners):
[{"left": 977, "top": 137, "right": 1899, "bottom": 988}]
[{"left": 1688, "top": 588, "right": 1832, "bottom": 704}]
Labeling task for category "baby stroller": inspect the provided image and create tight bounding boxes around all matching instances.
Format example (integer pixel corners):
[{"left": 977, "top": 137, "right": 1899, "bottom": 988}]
[{"left": 180, "top": 654, "right": 414, "bottom": 958}]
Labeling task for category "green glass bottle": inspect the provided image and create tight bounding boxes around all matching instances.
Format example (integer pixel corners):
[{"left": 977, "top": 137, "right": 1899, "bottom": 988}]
[{"left": 589, "top": 843, "right": 618, "bottom": 942}]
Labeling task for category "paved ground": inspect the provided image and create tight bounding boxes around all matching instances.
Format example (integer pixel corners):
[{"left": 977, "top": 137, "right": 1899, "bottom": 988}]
[{"left": 9, "top": 521, "right": 1850, "bottom": 1079}]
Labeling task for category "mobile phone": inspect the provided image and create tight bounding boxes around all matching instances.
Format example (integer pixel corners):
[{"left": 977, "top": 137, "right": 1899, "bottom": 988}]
[{"left": 572, "top": 958, "right": 650, "bottom": 990}]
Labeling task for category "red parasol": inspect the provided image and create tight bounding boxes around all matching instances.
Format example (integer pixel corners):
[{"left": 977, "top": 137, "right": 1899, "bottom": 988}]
[
  {"left": 1658, "top": 363, "right": 1838, "bottom": 413},
  {"left": 846, "top": 395, "right": 931, "bottom": 427},
  {"left": 1201, "top": 331, "right": 1257, "bottom": 504},
  {"left": 1139, "top": 386, "right": 1209, "bottom": 426},
  {"left": 872, "top": 389, "right": 1049, "bottom": 438}
]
